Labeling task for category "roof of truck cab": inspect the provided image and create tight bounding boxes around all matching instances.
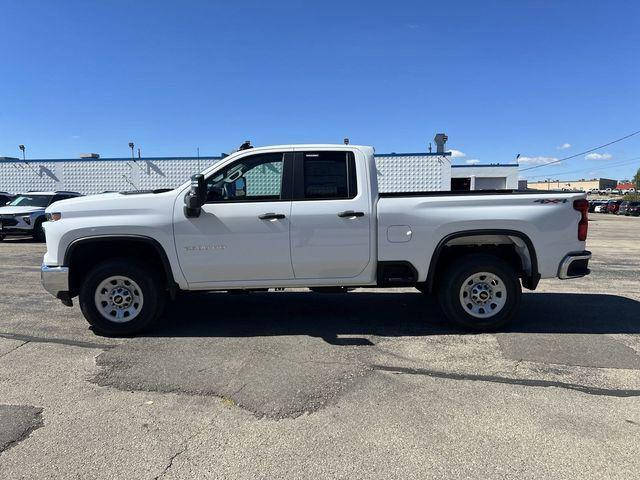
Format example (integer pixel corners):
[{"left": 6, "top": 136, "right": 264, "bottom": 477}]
[{"left": 243, "top": 144, "right": 372, "bottom": 151}]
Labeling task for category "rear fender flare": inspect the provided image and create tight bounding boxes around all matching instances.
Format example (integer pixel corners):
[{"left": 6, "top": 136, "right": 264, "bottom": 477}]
[{"left": 425, "top": 229, "right": 540, "bottom": 292}]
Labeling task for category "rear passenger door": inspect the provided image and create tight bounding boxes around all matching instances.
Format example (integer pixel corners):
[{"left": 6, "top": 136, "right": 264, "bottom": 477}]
[{"left": 289, "top": 150, "right": 371, "bottom": 279}]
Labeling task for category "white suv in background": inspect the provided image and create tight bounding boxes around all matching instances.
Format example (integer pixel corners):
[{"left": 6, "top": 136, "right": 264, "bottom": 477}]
[{"left": 0, "top": 191, "right": 82, "bottom": 242}]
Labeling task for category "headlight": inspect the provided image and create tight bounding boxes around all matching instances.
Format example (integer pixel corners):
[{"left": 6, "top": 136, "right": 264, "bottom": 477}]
[
  {"left": 45, "top": 212, "right": 62, "bottom": 221},
  {"left": 13, "top": 213, "right": 32, "bottom": 224}
]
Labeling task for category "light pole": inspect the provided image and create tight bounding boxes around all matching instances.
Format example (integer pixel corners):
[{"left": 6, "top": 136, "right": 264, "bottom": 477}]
[
  {"left": 128, "top": 142, "right": 135, "bottom": 162},
  {"left": 18, "top": 144, "right": 26, "bottom": 161}
]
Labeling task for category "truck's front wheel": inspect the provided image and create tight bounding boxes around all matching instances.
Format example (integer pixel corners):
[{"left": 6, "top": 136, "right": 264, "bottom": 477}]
[
  {"left": 79, "top": 259, "right": 166, "bottom": 336},
  {"left": 437, "top": 254, "right": 521, "bottom": 331}
]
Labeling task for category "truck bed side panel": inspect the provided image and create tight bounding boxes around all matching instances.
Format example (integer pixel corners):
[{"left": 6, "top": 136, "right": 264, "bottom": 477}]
[{"left": 377, "top": 192, "right": 586, "bottom": 281}]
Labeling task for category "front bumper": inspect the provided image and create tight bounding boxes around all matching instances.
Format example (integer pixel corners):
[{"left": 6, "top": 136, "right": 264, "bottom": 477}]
[
  {"left": 41, "top": 265, "right": 71, "bottom": 304},
  {"left": 0, "top": 225, "right": 34, "bottom": 236},
  {"left": 558, "top": 251, "right": 591, "bottom": 279}
]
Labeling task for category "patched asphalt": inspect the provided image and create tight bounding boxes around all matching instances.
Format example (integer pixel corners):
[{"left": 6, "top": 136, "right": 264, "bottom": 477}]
[
  {"left": 497, "top": 333, "right": 640, "bottom": 369},
  {"left": 93, "top": 333, "right": 372, "bottom": 418},
  {"left": 0, "top": 405, "right": 43, "bottom": 453}
]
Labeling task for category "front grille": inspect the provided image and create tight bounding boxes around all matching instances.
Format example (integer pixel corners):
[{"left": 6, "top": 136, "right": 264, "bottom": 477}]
[{"left": 0, "top": 216, "right": 18, "bottom": 227}]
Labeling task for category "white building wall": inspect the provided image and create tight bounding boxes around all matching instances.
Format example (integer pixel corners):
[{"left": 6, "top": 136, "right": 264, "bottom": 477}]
[
  {"left": 0, "top": 153, "right": 453, "bottom": 195},
  {"left": 374, "top": 154, "right": 451, "bottom": 192},
  {"left": 0, "top": 157, "right": 220, "bottom": 195}
]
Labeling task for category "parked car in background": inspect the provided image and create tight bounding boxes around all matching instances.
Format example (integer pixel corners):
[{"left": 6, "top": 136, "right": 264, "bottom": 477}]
[
  {"left": 588, "top": 200, "right": 606, "bottom": 213},
  {"left": 0, "top": 191, "right": 82, "bottom": 241},
  {"left": 606, "top": 200, "right": 623, "bottom": 214},
  {"left": 0, "top": 192, "right": 15, "bottom": 207},
  {"left": 594, "top": 203, "right": 607, "bottom": 213},
  {"left": 617, "top": 201, "right": 630, "bottom": 215},
  {"left": 626, "top": 201, "right": 640, "bottom": 216}
]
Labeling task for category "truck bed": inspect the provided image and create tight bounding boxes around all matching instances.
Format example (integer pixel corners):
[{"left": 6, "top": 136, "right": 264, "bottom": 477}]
[{"left": 376, "top": 190, "right": 587, "bottom": 282}]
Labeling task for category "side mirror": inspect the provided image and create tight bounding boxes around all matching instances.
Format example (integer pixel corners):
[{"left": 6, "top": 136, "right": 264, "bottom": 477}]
[{"left": 184, "top": 174, "right": 205, "bottom": 218}]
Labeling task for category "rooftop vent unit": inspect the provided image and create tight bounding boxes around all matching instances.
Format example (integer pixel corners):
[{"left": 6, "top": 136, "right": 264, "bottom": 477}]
[
  {"left": 434, "top": 133, "right": 448, "bottom": 154},
  {"left": 80, "top": 153, "right": 100, "bottom": 159}
]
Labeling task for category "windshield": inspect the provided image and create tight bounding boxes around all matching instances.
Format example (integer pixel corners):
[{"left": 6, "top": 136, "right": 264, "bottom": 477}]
[{"left": 7, "top": 195, "right": 52, "bottom": 208}]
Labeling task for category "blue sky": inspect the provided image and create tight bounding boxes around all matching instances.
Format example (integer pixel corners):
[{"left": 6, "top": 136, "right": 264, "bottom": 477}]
[{"left": 1, "top": 0, "right": 639, "bottom": 181}]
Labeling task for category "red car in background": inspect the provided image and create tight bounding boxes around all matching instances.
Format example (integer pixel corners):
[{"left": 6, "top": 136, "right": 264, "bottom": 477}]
[{"left": 606, "top": 200, "right": 623, "bottom": 214}]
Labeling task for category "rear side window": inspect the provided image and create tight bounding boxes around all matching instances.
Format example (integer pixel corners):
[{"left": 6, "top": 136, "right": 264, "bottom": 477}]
[
  {"left": 51, "top": 194, "right": 73, "bottom": 203},
  {"left": 301, "top": 151, "right": 357, "bottom": 200}
]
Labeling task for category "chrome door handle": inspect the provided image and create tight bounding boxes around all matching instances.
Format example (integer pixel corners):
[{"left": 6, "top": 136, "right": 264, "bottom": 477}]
[
  {"left": 259, "top": 213, "right": 285, "bottom": 220},
  {"left": 337, "top": 211, "right": 364, "bottom": 218}
]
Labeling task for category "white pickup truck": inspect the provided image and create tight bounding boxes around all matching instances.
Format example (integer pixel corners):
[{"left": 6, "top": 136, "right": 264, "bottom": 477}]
[{"left": 41, "top": 144, "right": 591, "bottom": 335}]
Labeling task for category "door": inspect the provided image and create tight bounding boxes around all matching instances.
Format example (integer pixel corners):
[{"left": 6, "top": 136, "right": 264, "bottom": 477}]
[
  {"left": 174, "top": 151, "right": 294, "bottom": 284},
  {"left": 475, "top": 177, "right": 506, "bottom": 190},
  {"left": 289, "top": 150, "right": 371, "bottom": 279},
  {"left": 451, "top": 177, "right": 471, "bottom": 191}
]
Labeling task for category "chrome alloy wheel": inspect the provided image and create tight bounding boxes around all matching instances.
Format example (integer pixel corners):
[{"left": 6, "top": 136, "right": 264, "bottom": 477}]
[
  {"left": 459, "top": 272, "right": 507, "bottom": 319},
  {"left": 94, "top": 276, "right": 144, "bottom": 323}
]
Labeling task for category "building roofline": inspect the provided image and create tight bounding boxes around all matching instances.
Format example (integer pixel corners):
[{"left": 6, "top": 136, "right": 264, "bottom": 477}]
[
  {"left": 374, "top": 152, "right": 452, "bottom": 157},
  {"left": 0, "top": 150, "right": 454, "bottom": 163},
  {"left": 0, "top": 155, "right": 224, "bottom": 164},
  {"left": 452, "top": 164, "right": 519, "bottom": 168}
]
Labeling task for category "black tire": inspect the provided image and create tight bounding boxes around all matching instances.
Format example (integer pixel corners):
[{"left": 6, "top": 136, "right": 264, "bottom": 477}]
[
  {"left": 437, "top": 254, "right": 521, "bottom": 331},
  {"left": 79, "top": 258, "right": 166, "bottom": 336},
  {"left": 33, "top": 218, "right": 46, "bottom": 242}
]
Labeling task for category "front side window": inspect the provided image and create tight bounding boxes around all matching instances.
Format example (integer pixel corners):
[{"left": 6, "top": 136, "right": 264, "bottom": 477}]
[
  {"left": 8, "top": 195, "right": 52, "bottom": 208},
  {"left": 302, "top": 151, "right": 357, "bottom": 200},
  {"left": 205, "top": 153, "right": 284, "bottom": 202}
]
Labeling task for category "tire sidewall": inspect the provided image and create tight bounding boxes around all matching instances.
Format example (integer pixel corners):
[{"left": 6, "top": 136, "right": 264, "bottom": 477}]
[
  {"left": 79, "top": 259, "right": 164, "bottom": 336},
  {"left": 34, "top": 218, "right": 45, "bottom": 242},
  {"left": 439, "top": 255, "right": 521, "bottom": 331}
]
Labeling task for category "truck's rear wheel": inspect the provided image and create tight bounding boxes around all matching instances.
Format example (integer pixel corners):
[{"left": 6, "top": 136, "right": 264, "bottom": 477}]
[
  {"left": 437, "top": 254, "right": 521, "bottom": 331},
  {"left": 79, "top": 259, "right": 166, "bottom": 336}
]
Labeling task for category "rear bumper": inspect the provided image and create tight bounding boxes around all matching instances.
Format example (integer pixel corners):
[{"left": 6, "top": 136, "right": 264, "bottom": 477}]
[
  {"left": 41, "top": 264, "right": 70, "bottom": 301},
  {"left": 558, "top": 251, "right": 591, "bottom": 279}
]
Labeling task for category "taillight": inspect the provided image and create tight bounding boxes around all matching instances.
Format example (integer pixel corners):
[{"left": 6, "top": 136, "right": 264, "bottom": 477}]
[{"left": 573, "top": 199, "right": 588, "bottom": 241}]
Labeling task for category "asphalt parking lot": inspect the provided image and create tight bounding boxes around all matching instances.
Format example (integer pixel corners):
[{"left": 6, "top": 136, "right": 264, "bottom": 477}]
[{"left": 1, "top": 214, "right": 639, "bottom": 479}]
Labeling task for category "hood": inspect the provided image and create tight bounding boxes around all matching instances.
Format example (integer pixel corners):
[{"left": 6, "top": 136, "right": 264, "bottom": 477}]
[
  {"left": 0, "top": 206, "right": 45, "bottom": 215},
  {"left": 43, "top": 190, "right": 178, "bottom": 219}
]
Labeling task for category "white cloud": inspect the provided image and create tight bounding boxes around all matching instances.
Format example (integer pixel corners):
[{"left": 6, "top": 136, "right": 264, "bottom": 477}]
[
  {"left": 449, "top": 149, "right": 466, "bottom": 158},
  {"left": 465, "top": 159, "right": 480, "bottom": 165},
  {"left": 518, "top": 156, "right": 559, "bottom": 165},
  {"left": 585, "top": 152, "right": 613, "bottom": 160},
  {"left": 557, "top": 143, "right": 571, "bottom": 150}
]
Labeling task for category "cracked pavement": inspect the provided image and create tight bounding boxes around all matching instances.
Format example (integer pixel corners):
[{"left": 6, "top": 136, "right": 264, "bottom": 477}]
[{"left": 0, "top": 214, "right": 639, "bottom": 478}]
